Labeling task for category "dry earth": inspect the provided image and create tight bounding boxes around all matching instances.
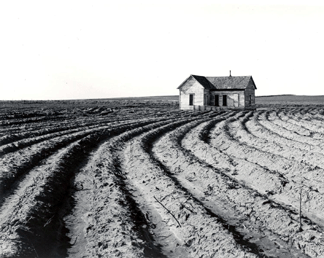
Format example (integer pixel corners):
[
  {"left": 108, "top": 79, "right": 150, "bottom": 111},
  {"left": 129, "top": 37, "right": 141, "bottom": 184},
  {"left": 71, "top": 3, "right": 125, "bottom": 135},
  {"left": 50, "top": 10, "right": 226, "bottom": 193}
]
[{"left": 0, "top": 99, "right": 324, "bottom": 258}]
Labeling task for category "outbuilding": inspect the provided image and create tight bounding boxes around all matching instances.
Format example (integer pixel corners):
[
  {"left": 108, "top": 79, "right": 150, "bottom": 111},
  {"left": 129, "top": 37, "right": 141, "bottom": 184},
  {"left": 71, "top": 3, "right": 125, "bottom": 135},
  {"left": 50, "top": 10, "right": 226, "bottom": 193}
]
[{"left": 177, "top": 72, "right": 257, "bottom": 110}]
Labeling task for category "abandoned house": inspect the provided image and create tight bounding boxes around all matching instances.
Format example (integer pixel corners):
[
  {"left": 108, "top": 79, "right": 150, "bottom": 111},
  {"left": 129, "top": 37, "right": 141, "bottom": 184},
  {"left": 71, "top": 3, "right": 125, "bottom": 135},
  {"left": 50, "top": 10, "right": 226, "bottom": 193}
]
[{"left": 177, "top": 72, "right": 257, "bottom": 110}]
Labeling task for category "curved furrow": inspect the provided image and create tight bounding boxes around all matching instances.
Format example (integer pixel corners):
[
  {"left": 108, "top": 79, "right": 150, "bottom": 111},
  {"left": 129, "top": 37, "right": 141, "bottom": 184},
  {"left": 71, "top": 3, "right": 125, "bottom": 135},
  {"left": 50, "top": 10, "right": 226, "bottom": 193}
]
[
  {"left": 308, "top": 108, "right": 322, "bottom": 115},
  {"left": 0, "top": 132, "right": 89, "bottom": 204},
  {"left": 0, "top": 119, "right": 165, "bottom": 207},
  {"left": 253, "top": 111, "right": 323, "bottom": 153},
  {"left": 0, "top": 120, "right": 117, "bottom": 152},
  {"left": 3, "top": 102, "right": 324, "bottom": 258},
  {"left": 311, "top": 110, "right": 324, "bottom": 121},
  {"left": 0, "top": 107, "right": 189, "bottom": 144},
  {"left": 64, "top": 112, "right": 218, "bottom": 257},
  {"left": 276, "top": 110, "right": 316, "bottom": 137},
  {"left": 0, "top": 117, "right": 126, "bottom": 146},
  {"left": 244, "top": 112, "right": 324, "bottom": 186},
  {"left": 246, "top": 110, "right": 324, "bottom": 166},
  {"left": 182, "top": 116, "right": 287, "bottom": 195},
  {"left": 207, "top": 112, "right": 324, "bottom": 229},
  {"left": 152, "top": 115, "right": 299, "bottom": 256},
  {"left": 0, "top": 111, "right": 132, "bottom": 135},
  {"left": 239, "top": 112, "right": 324, "bottom": 188},
  {"left": 266, "top": 109, "right": 311, "bottom": 137},
  {"left": 0, "top": 118, "right": 179, "bottom": 258},
  {"left": 259, "top": 110, "right": 324, "bottom": 149},
  {"left": 121, "top": 116, "right": 260, "bottom": 258},
  {"left": 0, "top": 119, "right": 89, "bottom": 136},
  {"left": 0, "top": 108, "right": 115, "bottom": 124},
  {"left": 0, "top": 117, "right": 170, "bottom": 156},
  {"left": 0, "top": 109, "right": 203, "bottom": 138},
  {"left": 152, "top": 115, "right": 324, "bottom": 258},
  {"left": 274, "top": 109, "right": 324, "bottom": 140},
  {"left": 0, "top": 135, "right": 101, "bottom": 257},
  {"left": 65, "top": 119, "right": 181, "bottom": 258},
  {"left": 280, "top": 109, "right": 324, "bottom": 137},
  {"left": 0, "top": 115, "right": 64, "bottom": 126},
  {"left": 0, "top": 109, "right": 206, "bottom": 161},
  {"left": 0, "top": 114, "right": 148, "bottom": 142},
  {"left": 0, "top": 115, "right": 99, "bottom": 135},
  {"left": 295, "top": 107, "right": 324, "bottom": 120}
]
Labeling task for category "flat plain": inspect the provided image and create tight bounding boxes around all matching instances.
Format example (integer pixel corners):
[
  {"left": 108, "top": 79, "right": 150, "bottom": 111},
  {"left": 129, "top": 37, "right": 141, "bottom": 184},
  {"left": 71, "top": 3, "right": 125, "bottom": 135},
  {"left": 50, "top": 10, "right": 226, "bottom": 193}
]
[{"left": 1, "top": 95, "right": 324, "bottom": 258}]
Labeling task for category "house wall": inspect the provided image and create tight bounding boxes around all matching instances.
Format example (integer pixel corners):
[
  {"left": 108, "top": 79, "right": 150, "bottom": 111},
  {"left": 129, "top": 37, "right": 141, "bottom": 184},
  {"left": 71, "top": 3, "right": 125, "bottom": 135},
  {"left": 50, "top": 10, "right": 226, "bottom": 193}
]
[
  {"left": 204, "top": 89, "right": 210, "bottom": 105},
  {"left": 244, "top": 81, "right": 256, "bottom": 109},
  {"left": 179, "top": 76, "right": 257, "bottom": 110},
  {"left": 179, "top": 79, "right": 205, "bottom": 110},
  {"left": 209, "top": 91, "right": 245, "bottom": 108}
]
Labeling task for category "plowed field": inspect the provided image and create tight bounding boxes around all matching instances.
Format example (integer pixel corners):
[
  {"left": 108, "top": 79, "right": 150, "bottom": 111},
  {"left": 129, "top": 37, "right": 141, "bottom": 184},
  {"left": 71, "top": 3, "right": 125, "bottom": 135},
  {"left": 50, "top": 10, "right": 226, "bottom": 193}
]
[{"left": 1, "top": 99, "right": 324, "bottom": 258}]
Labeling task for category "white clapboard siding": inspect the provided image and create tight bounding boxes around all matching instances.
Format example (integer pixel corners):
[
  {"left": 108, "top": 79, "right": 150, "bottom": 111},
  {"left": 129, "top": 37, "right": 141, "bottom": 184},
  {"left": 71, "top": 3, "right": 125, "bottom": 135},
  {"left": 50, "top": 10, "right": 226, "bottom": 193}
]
[
  {"left": 179, "top": 80, "right": 205, "bottom": 110},
  {"left": 178, "top": 74, "right": 256, "bottom": 110}
]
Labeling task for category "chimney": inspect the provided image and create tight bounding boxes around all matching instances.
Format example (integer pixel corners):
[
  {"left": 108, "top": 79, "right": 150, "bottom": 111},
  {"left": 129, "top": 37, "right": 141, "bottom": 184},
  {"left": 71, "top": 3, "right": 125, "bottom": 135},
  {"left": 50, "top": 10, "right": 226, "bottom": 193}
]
[{"left": 229, "top": 70, "right": 232, "bottom": 77}]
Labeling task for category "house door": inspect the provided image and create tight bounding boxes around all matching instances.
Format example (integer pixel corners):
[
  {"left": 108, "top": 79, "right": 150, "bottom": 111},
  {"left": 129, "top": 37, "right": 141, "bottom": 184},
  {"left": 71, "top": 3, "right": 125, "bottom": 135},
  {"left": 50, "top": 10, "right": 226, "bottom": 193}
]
[
  {"left": 189, "top": 94, "right": 194, "bottom": 106},
  {"left": 215, "top": 95, "right": 219, "bottom": 106},
  {"left": 223, "top": 95, "right": 227, "bottom": 106}
]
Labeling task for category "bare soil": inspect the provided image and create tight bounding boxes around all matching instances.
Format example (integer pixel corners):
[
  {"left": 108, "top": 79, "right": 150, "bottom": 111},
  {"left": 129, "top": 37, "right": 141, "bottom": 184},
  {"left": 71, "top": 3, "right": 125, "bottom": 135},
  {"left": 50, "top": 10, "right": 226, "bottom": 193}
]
[{"left": 0, "top": 97, "right": 324, "bottom": 257}]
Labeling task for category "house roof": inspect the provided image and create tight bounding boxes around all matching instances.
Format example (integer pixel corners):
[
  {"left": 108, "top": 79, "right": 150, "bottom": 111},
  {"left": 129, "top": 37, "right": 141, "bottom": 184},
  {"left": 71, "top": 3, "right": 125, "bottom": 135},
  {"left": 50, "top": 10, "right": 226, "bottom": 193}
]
[
  {"left": 178, "top": 75, "right": 257, "bottom": 90},
  {"left": 191, "top": 75, "right": 215, "bottom": 89}
]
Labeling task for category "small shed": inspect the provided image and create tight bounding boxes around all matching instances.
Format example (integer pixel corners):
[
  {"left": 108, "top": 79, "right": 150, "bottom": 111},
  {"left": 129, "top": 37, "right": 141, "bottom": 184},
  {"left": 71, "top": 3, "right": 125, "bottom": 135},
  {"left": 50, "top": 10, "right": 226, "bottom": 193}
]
[{"left": 177, "top": 73, "right": 257, "bottom": 110}]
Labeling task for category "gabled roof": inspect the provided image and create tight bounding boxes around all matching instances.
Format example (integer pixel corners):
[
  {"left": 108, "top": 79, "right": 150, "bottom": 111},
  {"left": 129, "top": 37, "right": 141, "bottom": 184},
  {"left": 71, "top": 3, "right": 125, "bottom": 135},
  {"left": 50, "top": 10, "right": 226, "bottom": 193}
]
[
  {"left": 191, "top": 75, "right": 215, "bottom": 89},
  {"left": 178, "top": 74, "right": 257, "bottom": 90},
  {"left": 206, "top": 76, "right": 256, "bottom": 90}
]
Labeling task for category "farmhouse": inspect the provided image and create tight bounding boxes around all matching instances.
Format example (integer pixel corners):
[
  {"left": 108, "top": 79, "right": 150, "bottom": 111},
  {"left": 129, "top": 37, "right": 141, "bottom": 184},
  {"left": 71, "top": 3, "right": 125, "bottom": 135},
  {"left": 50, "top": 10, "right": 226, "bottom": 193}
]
[{"left": 177, "top": 72, "right": 257, "bottom": 110}]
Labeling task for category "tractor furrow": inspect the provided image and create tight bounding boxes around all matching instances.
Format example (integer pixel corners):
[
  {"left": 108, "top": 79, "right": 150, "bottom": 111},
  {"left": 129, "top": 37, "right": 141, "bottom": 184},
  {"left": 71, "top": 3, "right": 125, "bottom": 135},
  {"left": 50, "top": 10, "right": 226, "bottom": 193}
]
[
  {"left": 0, "top": 119, "right": 166, "bottom": 208},
  {"left": 152, "top": 115, "right": 324, "bottom": 257},
  {"left": 190, "top": 112, "right": 324, "bottom": 231},
  {"left": 0, "top": 118, "right": 178, "bottom": 258},
  {"left": 259, "top": 110, "right": 324, "bottom": 149},
  {"left": 120, "top": 117, "right": 260, "bottom": 258},
  {"left": 65, "top": 119, "right": 179, "bottom": 258}
]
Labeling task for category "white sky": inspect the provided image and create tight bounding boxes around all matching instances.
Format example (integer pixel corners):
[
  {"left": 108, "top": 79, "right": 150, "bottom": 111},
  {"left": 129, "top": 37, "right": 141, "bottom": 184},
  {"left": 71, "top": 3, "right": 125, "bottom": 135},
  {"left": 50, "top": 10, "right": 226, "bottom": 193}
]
[{"left": 1, "top": 0, "right": 324, "bottom": 100}]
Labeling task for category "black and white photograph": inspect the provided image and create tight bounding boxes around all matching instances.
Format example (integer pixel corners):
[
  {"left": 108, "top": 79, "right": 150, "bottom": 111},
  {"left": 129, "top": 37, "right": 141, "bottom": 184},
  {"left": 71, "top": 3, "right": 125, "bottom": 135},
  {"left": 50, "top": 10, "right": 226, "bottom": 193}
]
[{"left": 1, "top": 0, "right": 324, "bottom": 257}]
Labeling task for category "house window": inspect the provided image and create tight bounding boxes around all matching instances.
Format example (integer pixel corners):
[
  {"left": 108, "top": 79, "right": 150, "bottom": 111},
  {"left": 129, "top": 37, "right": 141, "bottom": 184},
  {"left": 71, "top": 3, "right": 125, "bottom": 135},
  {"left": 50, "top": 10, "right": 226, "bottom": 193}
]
[
  {"left": 189, "top": 94, "right": 194, "bottom": 106},
  {"left": 215, "top": 95, "right": 219, "bottom": 106},
  {"left": 249, "top": 95, "right": 252, "bottom": 105},
  {"left": 223, "top": 95, "right": 227, "bottom": 106}
]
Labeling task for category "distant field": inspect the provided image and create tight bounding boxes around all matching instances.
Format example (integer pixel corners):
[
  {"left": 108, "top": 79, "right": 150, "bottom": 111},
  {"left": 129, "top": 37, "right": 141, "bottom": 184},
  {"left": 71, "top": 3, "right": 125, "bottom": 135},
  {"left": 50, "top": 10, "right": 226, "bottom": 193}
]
[
  {"left": 1, "top": 94, "right": 324, "bottom": 111},
  {"left": 256, "top": 95, "right": 324, "bottom": 107},
  {"left": 0, "top": 96, "right": 179, "bottom": 112}
]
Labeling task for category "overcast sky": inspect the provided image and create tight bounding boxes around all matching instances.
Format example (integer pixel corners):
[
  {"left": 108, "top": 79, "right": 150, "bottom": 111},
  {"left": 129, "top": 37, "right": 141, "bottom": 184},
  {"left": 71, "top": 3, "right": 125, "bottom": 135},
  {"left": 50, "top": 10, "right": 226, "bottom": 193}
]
[{"left": 1, "top": 0, "right": 324, "bottom": 100}]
